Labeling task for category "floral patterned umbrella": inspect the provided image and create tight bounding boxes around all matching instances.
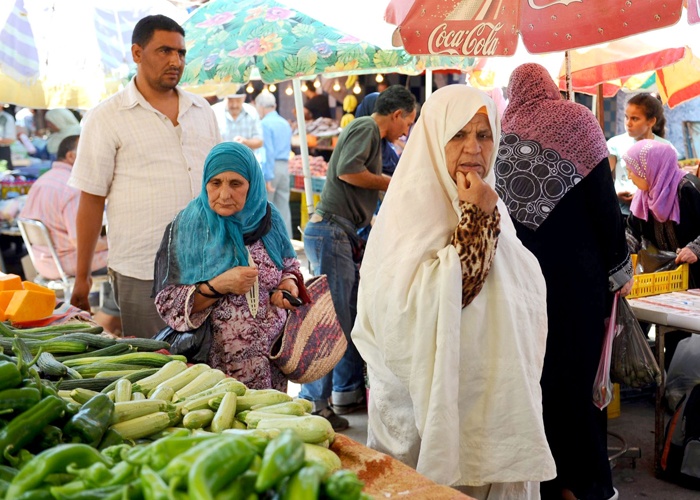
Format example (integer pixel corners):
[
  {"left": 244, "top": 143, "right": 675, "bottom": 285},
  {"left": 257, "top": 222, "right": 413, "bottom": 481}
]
[
  {"left": 180, "top": 0, "right": 474, "bottom": 215},
  {"left": 181, "top": 0, "right": 472, "bottom": 92}
]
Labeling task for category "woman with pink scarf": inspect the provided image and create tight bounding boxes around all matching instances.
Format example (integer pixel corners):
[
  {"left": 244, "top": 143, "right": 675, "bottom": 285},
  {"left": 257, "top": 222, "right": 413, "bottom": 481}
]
[{"left": 624, "top": 139, "right": 700, "bottom": 288}]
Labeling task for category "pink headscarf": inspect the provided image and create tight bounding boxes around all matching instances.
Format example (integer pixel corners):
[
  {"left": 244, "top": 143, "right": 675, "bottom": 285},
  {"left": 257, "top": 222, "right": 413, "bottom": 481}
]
[
  {"left": 624, "top": 139, "right": 687, "bottom": 224},
  {"left": 496, "top": 63, "right": 610, "bottom": 230}
]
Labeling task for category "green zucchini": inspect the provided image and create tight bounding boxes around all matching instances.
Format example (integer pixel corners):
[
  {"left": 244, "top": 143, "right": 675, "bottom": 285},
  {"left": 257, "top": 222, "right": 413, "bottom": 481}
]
[
  {"left": 99, "top": 368, "right": 160, "bottom": 394},
  {"left": 56, "top": 376, "right": 122, "bottom": 391},
  {"left": 54, "top": 343, "right": 132, "bottom": 362},
  {"left": 0, "top": 322, "right": 103, "bottom": 335},
  {"left": 58, "top": 333, "right": 116, "bottom": 349},
  {"left": 64, "top": 352, "right": 177, "bottom": 368},
  {"left": 114, "top": 338, "right": 171, "bottom": 351},
  {"left": 74, "top": 363, "right": 157, "bottom": 378},
  {"left": 0, "top": 338, "right": 88, "bottom": 355},
  {"left": 36, "top": 352, "right": 68, "bottom": 377},
  {"left": 69, "top": 388, "right": 100, "bottom": 405}
]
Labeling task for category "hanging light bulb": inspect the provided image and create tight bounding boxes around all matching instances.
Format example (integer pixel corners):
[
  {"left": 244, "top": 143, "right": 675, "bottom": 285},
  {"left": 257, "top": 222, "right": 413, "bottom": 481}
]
[
  {"left": 313, "top": 79, "right": 321, "bottom": 89},
  {"left": 353, "top": 81, "right": 361, "bottom": 95},
  {"left": 285, "top": 86, "right": 293, "bottom": 96},
  {"left": 300, "top": 82, "right": 308, "bottom": 92},
  {"left": 246, "top": 82, "right": 254, "bottom": 93},
  {"left": 332, "top": 80, "right": 341, "bottom": 92},
  {"left": 269, "top": 83, "right": 277, "bottom": 92},
  {"left": 375, "top": 73, "right": 384, "bottom": 83}
]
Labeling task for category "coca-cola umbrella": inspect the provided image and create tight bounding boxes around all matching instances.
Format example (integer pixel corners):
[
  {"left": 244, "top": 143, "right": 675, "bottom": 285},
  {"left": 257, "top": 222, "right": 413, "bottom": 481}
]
[
  {"left": 385, "top": 0, "right": 694, "bottom": 100},
  {"left": 467, "top": 13, "right": 693, "bottom": 96},
  {"left": 385, "top": 0, "right": 684, "bottom": 58},
  {"left": 653, "top": 0, "right": 700, "bottom": 108}
]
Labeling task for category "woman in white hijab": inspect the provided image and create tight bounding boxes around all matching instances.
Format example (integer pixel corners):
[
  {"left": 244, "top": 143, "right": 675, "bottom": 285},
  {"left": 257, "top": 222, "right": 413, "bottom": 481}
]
[
  {"left": 352, "top": 85, "right": 555, "bottom": 500},
  {"left": 44, "top": 109, "right": 81, "bottom": 158}
]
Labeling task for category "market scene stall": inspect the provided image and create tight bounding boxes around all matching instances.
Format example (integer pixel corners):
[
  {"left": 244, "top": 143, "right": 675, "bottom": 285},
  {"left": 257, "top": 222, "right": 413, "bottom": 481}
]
[{"left": 1, "top": 0, "right": 700, "bottom": 498}]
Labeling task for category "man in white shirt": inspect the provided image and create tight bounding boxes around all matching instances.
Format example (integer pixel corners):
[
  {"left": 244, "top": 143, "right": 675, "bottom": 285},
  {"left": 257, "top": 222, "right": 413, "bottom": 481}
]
[
  {"left": 69, "top": 15, "right": 221, "bottom": 338},
  {"left": 214, "top": 94, "right": 264, "bottom": 165}
]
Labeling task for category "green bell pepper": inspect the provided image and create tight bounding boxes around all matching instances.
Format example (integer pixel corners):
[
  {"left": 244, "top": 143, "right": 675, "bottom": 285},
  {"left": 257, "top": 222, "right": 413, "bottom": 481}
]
[
  {"left": 63, "top": 393, "right": 114, "bottom": 447},
  {"left": 255, "top": 429, "right": 305, "bottom": 493},
  {"left": 323, "top": 469, "right": 364, "bottom": 500},
  {"left": 188, "top": 435, "right": 258, "bottom": 500}
]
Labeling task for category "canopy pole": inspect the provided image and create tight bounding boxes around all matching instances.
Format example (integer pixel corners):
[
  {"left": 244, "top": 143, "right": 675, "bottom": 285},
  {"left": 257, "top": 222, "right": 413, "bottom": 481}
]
[
  {"left": 596, "top": 84, "right": 605, "bottom": 131},
  {"left": 292, "top": 78, "right": 315, "bottom": 219},
  {"left": 425, "top": 69, "right": 433, "bottom": 100},
  {"left": 565, "top": 50, "right": 574, "bottom": 101}
]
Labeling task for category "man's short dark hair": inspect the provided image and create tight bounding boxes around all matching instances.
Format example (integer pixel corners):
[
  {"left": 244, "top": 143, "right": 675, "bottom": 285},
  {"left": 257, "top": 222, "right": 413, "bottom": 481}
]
[
  {"left": 57, "top": 135, "right": 79, "bottom": 161},
  {"left": 132, "top": 15, "right": 185, "bottom": 47},
  {"left": 375, "top": 85, "right": 417, "bottom": 117}
]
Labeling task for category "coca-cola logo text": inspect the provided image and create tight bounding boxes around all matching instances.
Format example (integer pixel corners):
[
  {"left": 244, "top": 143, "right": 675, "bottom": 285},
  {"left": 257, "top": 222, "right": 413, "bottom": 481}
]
[{"left": 427, "top": 22, "right": 503, "bottom": 56}]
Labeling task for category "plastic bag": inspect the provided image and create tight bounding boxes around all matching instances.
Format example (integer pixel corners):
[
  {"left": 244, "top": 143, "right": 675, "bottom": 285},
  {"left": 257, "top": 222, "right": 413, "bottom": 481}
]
[
  {"left": 637, "top": 241, "right": 678, "bottom": 274},
  {"left": 594, "top": 292, "right": 618, "bottom": 410},
  {"left": 610, "top": 297, "right": 662, "bottom": 388},
  {"left": 152, "top": 318, "right": 212, "bottom": 363}
]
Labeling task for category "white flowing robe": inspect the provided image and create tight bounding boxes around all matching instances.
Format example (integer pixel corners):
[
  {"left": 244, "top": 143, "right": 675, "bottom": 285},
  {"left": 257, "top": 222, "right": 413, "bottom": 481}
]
[{"left": 352, "top": 85, "right": 556, "bottom": 487}]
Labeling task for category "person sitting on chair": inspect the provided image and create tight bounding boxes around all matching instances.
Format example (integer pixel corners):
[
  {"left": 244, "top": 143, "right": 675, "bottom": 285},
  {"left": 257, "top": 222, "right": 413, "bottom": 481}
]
[{"left": 19, "top": 135, "right": 121, "bottom": 333}]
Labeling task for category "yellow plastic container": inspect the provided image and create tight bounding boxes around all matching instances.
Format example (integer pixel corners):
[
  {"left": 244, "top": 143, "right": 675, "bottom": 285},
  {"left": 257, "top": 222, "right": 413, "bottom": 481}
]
[
  {"left": 608, "top": 383, "right": 620, "bottom": 419},
  {"left": 628, "top": 254, "right": 689, "bottom": 299}
]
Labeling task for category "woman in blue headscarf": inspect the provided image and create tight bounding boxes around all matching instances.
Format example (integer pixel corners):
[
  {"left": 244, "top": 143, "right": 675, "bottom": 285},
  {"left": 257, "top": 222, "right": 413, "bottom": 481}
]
[{"left": 154, "top": 142, "right": 303, "bottom": 391}]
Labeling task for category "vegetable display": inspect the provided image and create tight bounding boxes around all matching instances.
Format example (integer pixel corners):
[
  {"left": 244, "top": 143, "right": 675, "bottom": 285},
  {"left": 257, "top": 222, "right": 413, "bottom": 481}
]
[{"left": 0, "top": 329, "right": 369, "bottom": 499}]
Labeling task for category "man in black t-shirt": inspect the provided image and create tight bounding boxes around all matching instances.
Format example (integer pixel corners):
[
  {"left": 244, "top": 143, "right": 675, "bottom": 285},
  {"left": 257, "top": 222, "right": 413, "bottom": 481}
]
[{"left": 298, "top": 86, "right": 417, "bottom": 431}]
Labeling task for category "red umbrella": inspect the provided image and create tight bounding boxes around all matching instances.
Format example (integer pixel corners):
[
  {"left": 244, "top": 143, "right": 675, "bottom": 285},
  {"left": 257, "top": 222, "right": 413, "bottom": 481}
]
[{"left": 385, "top": 0, "right": 684, "bottom": 57}]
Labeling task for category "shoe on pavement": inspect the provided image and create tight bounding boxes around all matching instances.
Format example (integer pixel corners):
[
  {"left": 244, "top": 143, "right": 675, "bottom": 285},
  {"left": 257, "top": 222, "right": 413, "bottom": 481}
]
[
  {"left": 313, "top": 407, "right": 349, "bottom": 431},
  {"left": 608, "top": 487, "right": 619, "bottom": 500},
  {"left": 332, "top": 397, "right": 366, "bottom": 415}
]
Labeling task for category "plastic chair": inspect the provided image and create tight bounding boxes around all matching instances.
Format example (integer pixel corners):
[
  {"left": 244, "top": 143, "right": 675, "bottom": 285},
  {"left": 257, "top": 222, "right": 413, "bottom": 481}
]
[{"left": 16, "top": 217, "right": 107, "bottom": 304}]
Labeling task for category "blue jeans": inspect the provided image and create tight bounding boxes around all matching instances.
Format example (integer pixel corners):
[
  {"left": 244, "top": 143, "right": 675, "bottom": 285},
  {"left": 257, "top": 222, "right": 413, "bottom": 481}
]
[{"left": 299, "top": 218, "right": 365, "bottom": 409}]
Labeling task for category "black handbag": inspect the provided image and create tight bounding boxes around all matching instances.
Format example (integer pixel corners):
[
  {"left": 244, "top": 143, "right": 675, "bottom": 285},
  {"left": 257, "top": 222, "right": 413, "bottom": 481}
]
[{"left": 152, "top": 318, "right": 213, "bottom": 363}]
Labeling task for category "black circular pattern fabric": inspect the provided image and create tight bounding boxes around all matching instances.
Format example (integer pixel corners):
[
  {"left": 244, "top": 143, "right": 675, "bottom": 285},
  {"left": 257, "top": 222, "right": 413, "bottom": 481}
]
[{"left": 495, "top": 133, "right": 582, "bottom": 230}]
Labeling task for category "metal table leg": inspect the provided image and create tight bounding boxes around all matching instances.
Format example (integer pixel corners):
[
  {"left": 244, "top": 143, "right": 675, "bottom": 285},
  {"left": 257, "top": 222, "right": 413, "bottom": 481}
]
[{"left": 654, "top": 324, "right": 666, "bottom": 475}]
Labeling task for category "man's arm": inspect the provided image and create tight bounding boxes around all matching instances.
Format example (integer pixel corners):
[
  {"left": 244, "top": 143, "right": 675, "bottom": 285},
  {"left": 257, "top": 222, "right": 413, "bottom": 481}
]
[
  {"left": 236, "top": 136, "right": 263, "bottom": 149},
  {"left": 338, "top": 170, "right": 391, "bottom": 191},
  {"left": 71, "top": 192, "right": 106, "bottom": 311}
]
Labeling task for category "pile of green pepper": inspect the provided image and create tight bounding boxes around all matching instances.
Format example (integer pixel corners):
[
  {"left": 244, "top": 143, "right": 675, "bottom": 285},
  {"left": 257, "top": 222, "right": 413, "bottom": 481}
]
[
  {"left": 0, "top": 339, "right": 124, "bottom": 498},
  {"left": 5, "top": 428, "right": 369, "bottom": 499}
]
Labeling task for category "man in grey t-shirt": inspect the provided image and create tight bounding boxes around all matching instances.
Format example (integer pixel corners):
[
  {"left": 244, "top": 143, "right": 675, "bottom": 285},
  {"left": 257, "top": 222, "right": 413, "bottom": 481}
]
[{"left": 299, "top": 86, "right": 417, "bottom": 431}]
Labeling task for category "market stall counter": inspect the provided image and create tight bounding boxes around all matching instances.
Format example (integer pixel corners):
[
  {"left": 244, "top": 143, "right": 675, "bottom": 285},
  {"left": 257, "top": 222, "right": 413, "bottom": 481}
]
[
  {"left": 332, "top": 434, "right": 473, "bottom": 499},
  {"left": 628, "top": 289, "right": 700, "bottom": 474}
]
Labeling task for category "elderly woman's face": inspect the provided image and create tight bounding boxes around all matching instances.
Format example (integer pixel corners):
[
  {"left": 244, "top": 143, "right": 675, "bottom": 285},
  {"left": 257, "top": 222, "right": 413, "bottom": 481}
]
[
  {"left": 206, "top": 171, "right": 249, "bottom": 217},
  {"left": 445, "top": 113, "right": 494, "bottom": 182}
]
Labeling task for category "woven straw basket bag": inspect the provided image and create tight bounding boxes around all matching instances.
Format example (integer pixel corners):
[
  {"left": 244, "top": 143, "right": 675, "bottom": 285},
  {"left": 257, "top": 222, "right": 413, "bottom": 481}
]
[{"left": 269, "top": 275, "right": 347, "bottom": 384}]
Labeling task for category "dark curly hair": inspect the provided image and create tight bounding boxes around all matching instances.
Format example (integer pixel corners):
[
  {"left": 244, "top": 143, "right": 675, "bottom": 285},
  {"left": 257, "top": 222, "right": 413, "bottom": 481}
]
[{"left": 627, "top": 93, "right": 666, "bottom": 138}]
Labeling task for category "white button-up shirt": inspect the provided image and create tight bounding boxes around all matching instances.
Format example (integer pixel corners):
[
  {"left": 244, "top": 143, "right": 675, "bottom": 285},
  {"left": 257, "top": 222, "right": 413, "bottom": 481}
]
[{"left": 69, "top": 78, "right": 221, "bottom": 280}]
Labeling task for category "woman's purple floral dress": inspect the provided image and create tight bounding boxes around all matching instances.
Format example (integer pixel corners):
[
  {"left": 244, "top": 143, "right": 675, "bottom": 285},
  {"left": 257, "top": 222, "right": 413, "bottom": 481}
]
[{"left": 155, "top": 240, "right": 300, "bottom": 392}]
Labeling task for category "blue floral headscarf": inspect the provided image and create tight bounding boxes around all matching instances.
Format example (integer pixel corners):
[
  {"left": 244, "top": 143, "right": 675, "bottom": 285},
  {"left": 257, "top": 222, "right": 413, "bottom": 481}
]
[{"left": 156, "top": 142, "right": 296, "bottom": 287}]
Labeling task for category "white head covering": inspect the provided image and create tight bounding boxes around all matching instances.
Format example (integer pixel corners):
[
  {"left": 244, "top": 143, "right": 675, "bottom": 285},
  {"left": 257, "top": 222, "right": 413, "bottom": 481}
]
[
  {"left": 45, "top": 109, "right": 81, "bottom": 155},
  {"left": 352, "top": 85, "right": 556, "bottom": 486}
]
